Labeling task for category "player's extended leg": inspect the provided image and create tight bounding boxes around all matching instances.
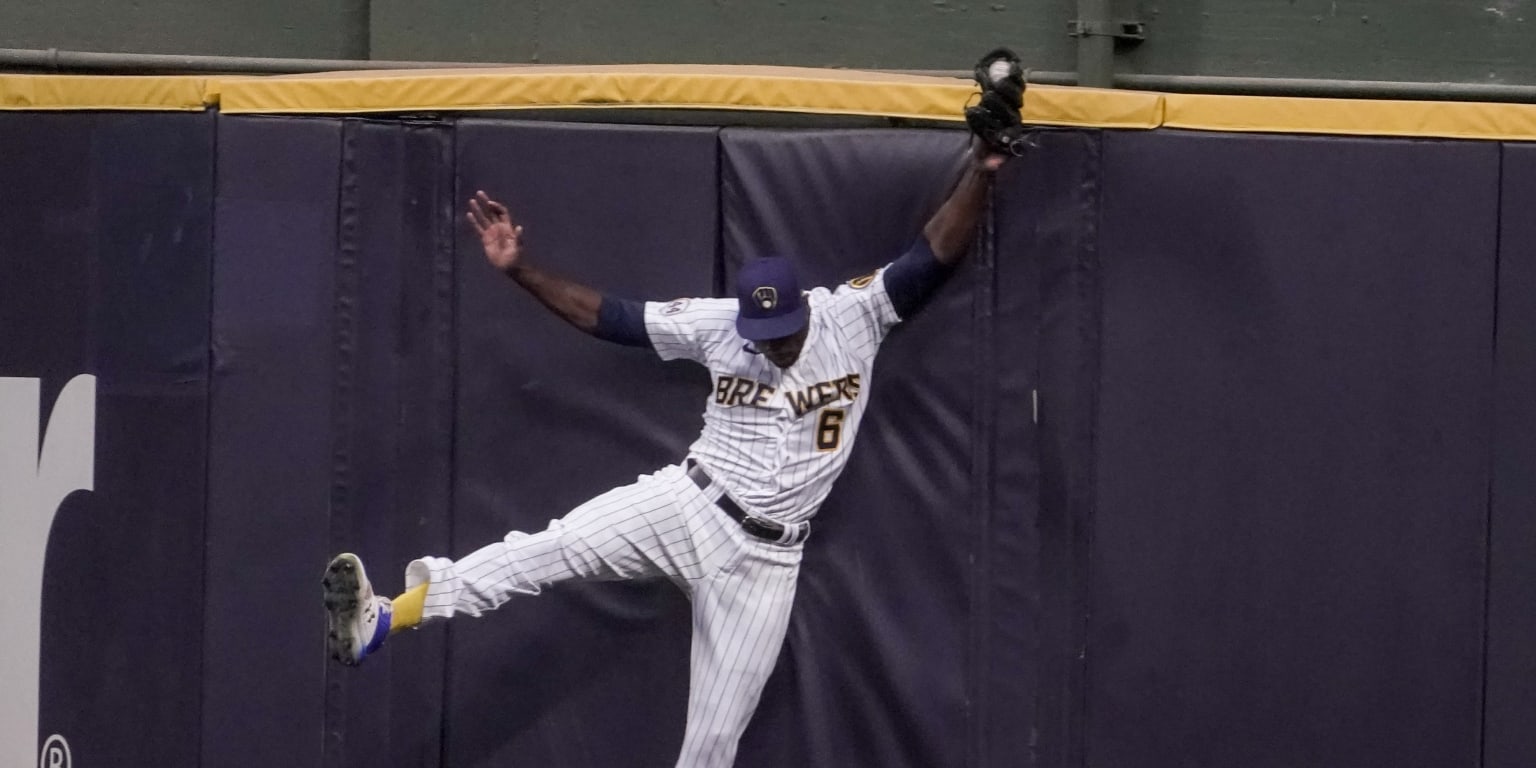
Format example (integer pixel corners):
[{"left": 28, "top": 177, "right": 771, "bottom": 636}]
[
  {"left": 324, "top": 471, "right": 698, "bottom": 664},
  {"left": 324, "top": 466, "right": 735, "bottom": 664},
  {"left": 675, "top": 536, "right": 804, "bottom": 768},
  {"left": 409, "top": 469, "right": 722, "bottom": 621}
]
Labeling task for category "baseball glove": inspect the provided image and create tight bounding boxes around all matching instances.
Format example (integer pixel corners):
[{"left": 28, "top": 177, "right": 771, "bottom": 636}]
[{"left": 964, "top": 47, "right": 1029, "bottom": 157}]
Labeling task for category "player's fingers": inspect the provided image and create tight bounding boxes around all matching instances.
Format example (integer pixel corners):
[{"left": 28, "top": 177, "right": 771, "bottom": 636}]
[
  {"left": 466, "top": 211, "right": 486, "bottom": 235},
  {"left": 475, "top": 191, "right": 512, "bottom": 222},
  {"left": 474, "top": 190, "right": 503, "bottom": 220},
  {"left": 467, "top": 198, "right": 491, "bottom": 229},
  {"left": 485, "top": 197, "right": 511, "bottom": 221}
]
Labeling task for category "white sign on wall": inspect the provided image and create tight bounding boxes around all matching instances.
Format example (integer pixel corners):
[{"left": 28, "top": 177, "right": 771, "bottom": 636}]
[{"left": 0, "top": 376, "right": 96, "bottom": 768}]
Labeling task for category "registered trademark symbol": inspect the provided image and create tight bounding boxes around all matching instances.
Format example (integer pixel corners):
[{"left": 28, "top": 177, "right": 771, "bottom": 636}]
[{"left": 39, "top": 734, "right": 71, "bottom": 768}]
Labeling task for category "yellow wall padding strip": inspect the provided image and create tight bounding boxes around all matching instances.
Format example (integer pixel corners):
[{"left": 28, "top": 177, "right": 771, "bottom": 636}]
[
  {"left": 215, "top": 65, "right": 972, "bottom": 118},
  {"left": 5, "top": 66, "right": 1535, "bottom": 142},
  {"left": 214, "top": 65, "right": 1166, "bottom": 129},
  {"left": 1164, "top": 93, "right": 1536, "bottom": 142},
  {"left": 0, "top": 74, "right": 211, "bottom": 111},
  {"left": 1024, "top": 85, "right": 1165, "bottom": 129}
]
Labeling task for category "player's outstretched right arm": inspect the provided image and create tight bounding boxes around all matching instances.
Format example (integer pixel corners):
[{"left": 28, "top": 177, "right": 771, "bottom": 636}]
[
  {"left": 467, "top": 190, "right": 603, "bottom": 334},
  {"left": 467, "top": 190, "right": 650, "bottom": 348}
]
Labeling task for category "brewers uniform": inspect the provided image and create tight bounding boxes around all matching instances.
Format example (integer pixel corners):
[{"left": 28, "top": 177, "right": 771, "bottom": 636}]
[{"left": 404, "top": 261, "right": 904, "bottom": 767}]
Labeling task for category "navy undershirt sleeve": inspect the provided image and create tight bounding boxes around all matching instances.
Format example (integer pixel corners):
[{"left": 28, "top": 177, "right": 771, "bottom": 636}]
[
  {"left": 883, "top": 238, "right": 956, "bottom": 319},
  {"left": 594, "top": 296, "right": 653, "bottom": 348}
]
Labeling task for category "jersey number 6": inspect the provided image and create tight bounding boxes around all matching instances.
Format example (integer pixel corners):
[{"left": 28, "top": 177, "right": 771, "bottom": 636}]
[{"left": 816, "top": 408, "right": 846, "bottom": 452}]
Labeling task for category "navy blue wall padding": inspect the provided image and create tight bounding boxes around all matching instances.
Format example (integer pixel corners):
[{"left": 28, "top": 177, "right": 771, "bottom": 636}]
[
  {"left": 1485, "top": 143, "right": 1536, "bottom": 768},
  {"left": 323, "top": 119, "right": 458, "bottom": 768},
  {"left": 720, "top": 128, "right": 984, "bottom": 768},
  {"left": 721, "top": 128, "right": 968, "bottom": 286},
  {"left": 446, "top": 120, "right": 719, "bottom": 768},
  {"left": 1086, "top": 131, "right": 1496, "bottom": 768},
  {"left": 2, "top": 111, "right": 213, "bottom": 768},
  {"left": 206, "top": 115, "right": 343, "bottom": 768},
  {"left": 992, "top": 128, "right": 1104, "bottom": 768},
  {"left": 19, "top": 107, "right": 1536, "bottom": 768}
]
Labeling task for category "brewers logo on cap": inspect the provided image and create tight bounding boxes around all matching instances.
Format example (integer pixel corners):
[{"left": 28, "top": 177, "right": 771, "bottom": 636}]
[
  {"left": 734, "top": 257, "right": 806, "bottom": 341},
  {"left": 753, "top": 286, "right": 778, "bottom": 310}
]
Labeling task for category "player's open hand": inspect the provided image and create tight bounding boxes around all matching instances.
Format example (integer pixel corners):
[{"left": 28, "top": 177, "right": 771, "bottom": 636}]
[{"left": 467, "top": 191, "right": 523, "bottom": 273}]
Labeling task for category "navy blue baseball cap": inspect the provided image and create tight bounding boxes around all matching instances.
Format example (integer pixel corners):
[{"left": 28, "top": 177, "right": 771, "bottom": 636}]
[{"left": 735, "top": 257, "right": 809, "bottom": 341}]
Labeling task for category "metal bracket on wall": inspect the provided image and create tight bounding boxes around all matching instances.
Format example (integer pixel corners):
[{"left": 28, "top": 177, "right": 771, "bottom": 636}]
[{"left": 1066, "top": 20, "right": 1146, "bottom": 43}]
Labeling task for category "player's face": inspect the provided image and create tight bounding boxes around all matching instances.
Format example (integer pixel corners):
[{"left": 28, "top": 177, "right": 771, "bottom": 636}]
[{"left": 758, "top": 324, "right": 809, "bottom": 369}]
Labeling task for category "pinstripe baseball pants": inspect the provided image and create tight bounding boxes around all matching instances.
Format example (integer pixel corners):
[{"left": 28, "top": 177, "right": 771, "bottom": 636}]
[{"left": 406, "top": 462, "right": 804, "bottom": 768}]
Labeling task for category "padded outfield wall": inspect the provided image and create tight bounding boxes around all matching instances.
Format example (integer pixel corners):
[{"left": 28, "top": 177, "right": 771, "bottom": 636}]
[{"left": 2, "top": 68, "right": 1535, "bottom": 768}]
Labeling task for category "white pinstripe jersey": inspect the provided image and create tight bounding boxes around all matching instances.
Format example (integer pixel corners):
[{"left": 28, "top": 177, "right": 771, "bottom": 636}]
[{"left": 644, "top": 266, "right": 902, "bottom": 524}]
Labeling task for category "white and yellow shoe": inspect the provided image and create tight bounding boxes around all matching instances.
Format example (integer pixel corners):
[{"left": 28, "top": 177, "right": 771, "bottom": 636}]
[{"left": 322, "top": 553, "right": 393, "bottom": 666}]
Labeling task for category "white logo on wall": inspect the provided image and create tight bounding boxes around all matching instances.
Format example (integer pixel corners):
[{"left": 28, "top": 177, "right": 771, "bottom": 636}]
[
  {"left": 0, "top": 376, "right": 95, "bottom": 768},
  {"left": 39, "top": 734, "right": 71, "bottom": 768}
]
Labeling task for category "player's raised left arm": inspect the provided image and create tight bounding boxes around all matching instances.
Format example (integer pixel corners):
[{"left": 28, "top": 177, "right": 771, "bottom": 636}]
[
  {"left": 922, "top": 139, "right": 1007, "bottom": 265},
  {"left": 876, "top": 140, "right": 1008, "bottom": 321}
]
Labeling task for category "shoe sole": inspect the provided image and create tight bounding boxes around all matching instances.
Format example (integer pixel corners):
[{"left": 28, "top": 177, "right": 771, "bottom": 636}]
[{"left": 322, "top": 554, "right": 364, "bottom": 666}]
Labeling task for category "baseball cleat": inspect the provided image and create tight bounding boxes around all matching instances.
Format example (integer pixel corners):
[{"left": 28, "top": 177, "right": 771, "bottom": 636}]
[{"left": 322, "top": 553, "right": 393, "bottom": 666}]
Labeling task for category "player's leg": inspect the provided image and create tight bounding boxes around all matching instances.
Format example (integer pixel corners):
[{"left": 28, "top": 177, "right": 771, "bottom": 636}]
[
  {"left": 674, "top": 536, "right": 804, "bottom": 768},
  {"left": 403, "top": 466, "right": 711, "bottom": 624},
  {"left": 324, "top": 469, "right": 700, "bottom": 664}
]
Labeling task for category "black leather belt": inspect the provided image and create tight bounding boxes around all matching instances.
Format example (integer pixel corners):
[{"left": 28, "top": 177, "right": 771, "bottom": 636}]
[{"left": 686, "top": 460, "right": 809, "bottom": 546}]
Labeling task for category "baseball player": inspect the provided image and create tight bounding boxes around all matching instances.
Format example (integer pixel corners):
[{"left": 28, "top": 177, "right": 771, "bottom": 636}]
[{"left": 322, "top": 134, "right": 1010, "bottom": 766}]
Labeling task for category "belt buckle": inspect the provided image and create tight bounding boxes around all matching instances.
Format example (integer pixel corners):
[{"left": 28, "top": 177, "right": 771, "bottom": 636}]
[
  {"left": 742, "top": 516, "right": 806, "bottom": 546},
  {"left": 741, "top": 516, "right": 775, "bottom": 541}
]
